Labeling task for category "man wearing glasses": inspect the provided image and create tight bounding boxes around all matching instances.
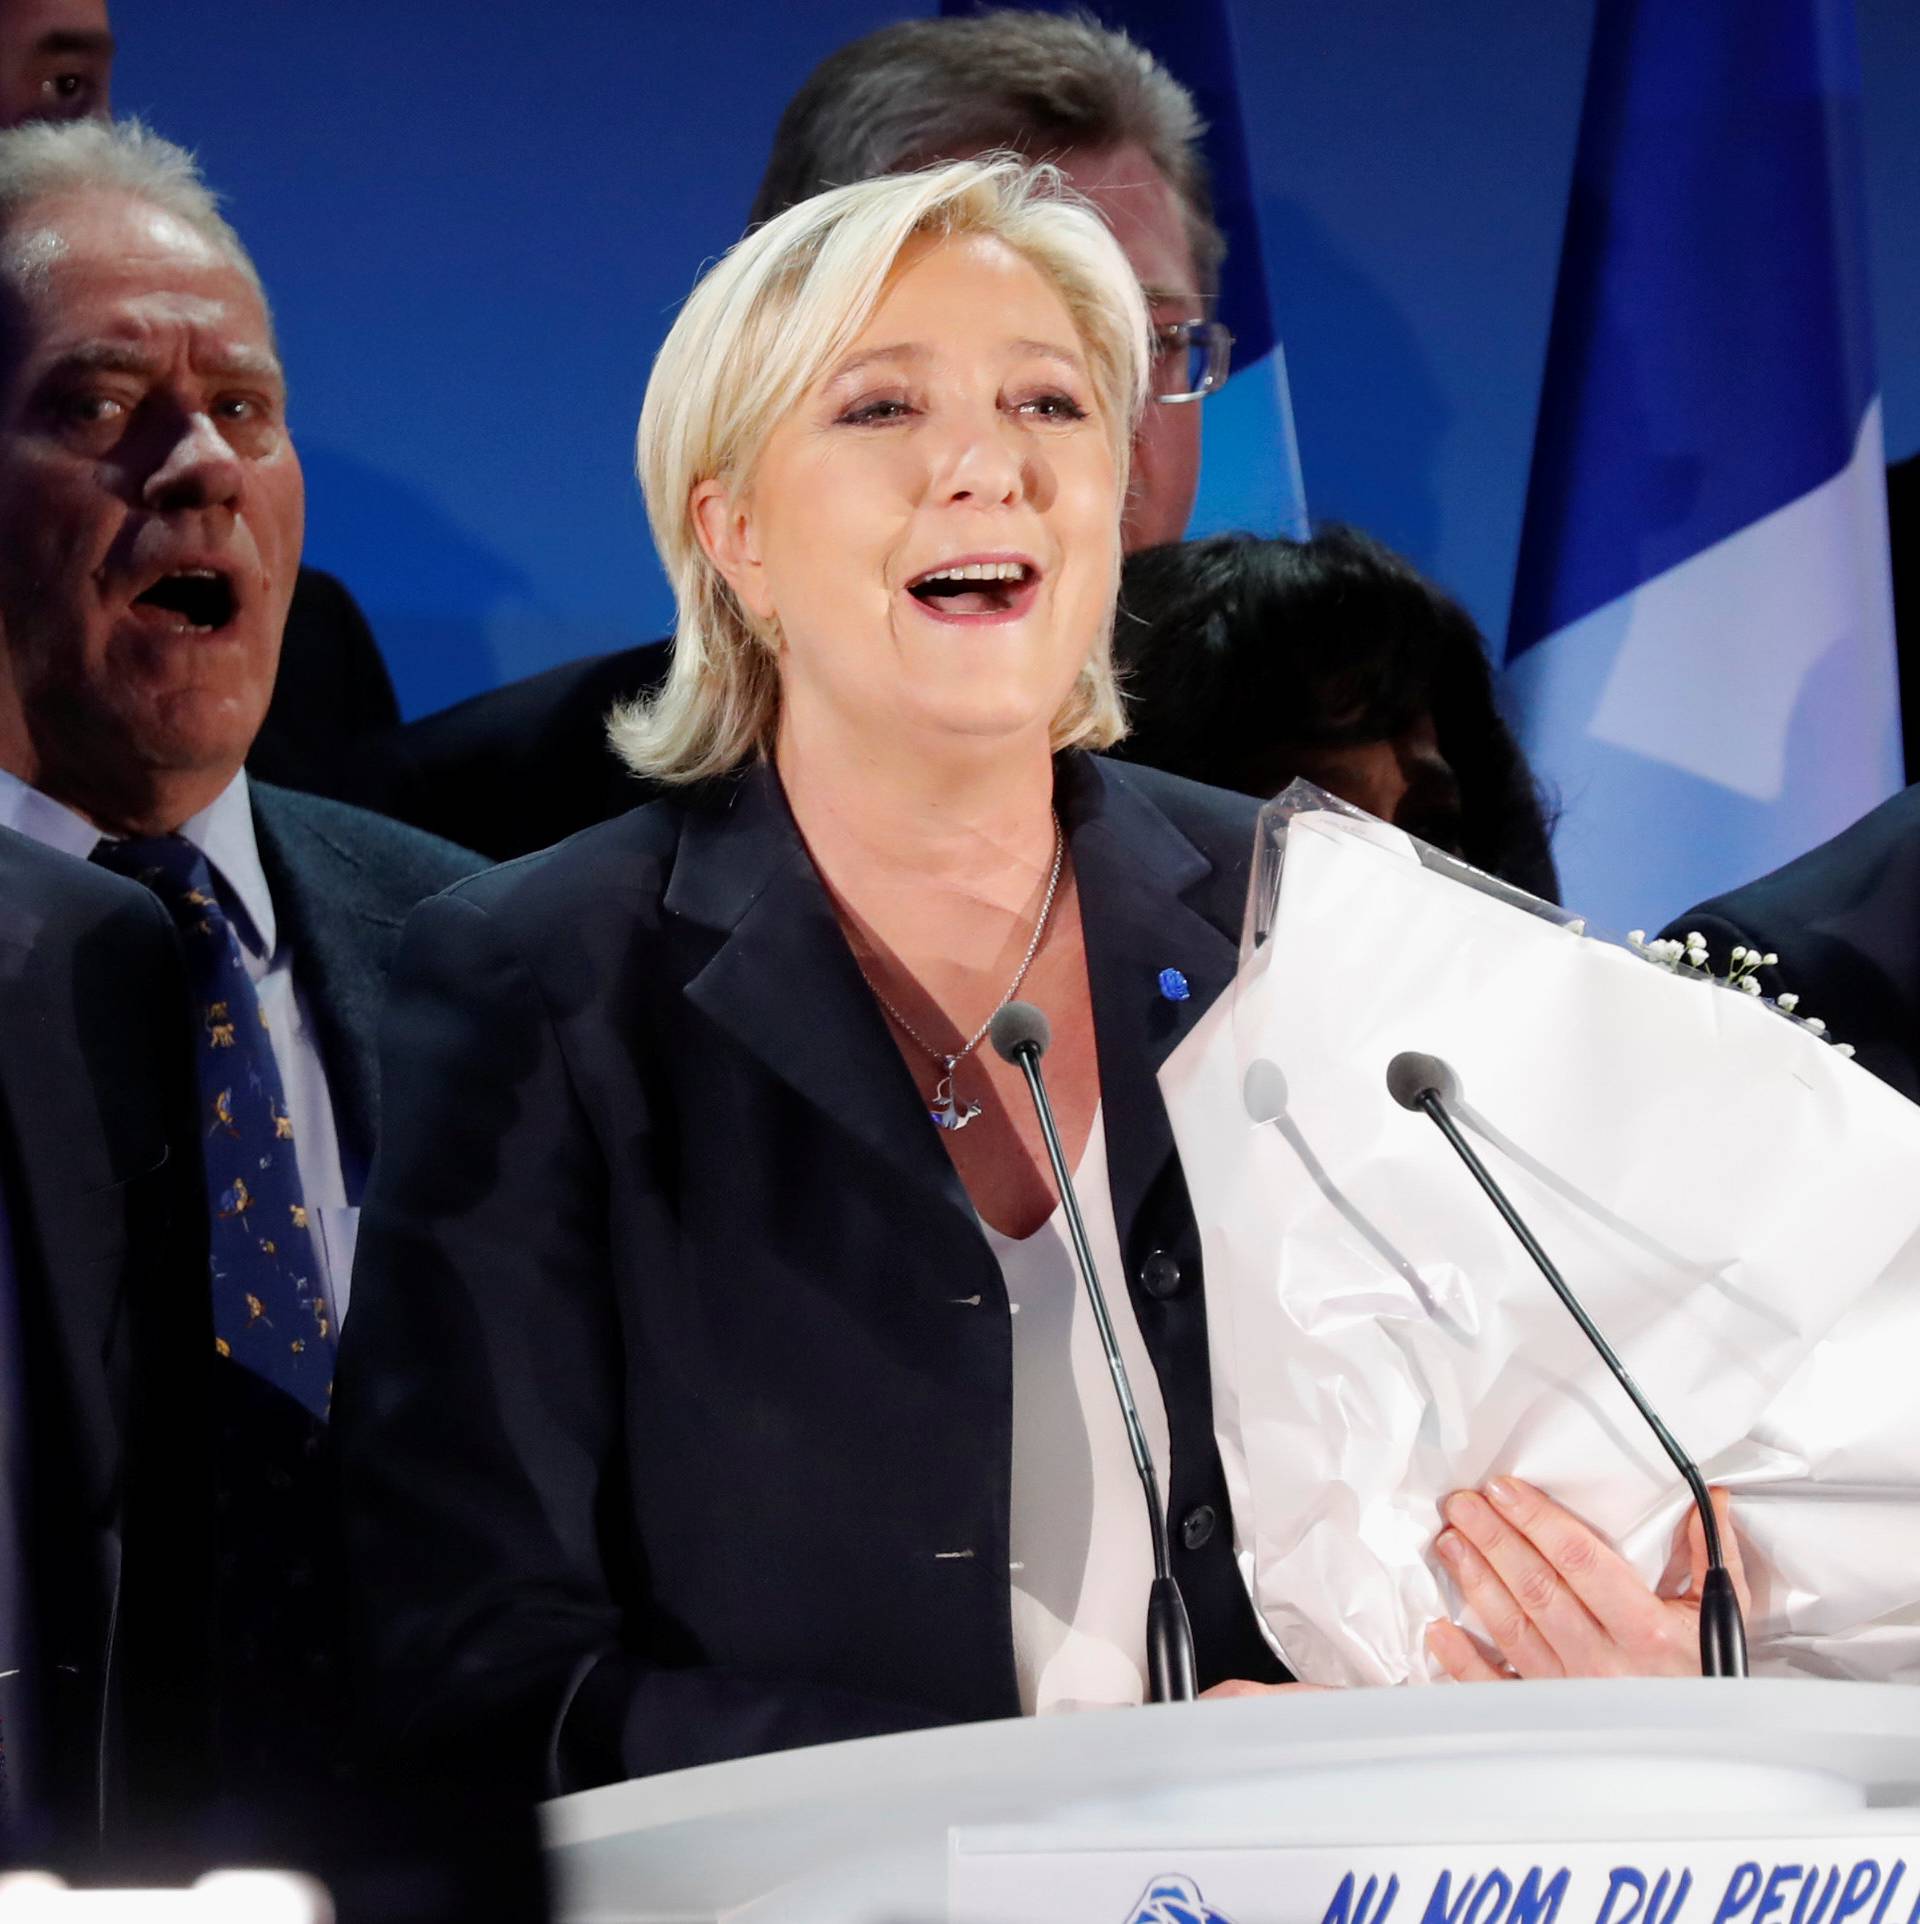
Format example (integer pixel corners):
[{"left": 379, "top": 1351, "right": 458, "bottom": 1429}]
[{"left": 387, "top": 9, "right": 1235, "bottom": 861}]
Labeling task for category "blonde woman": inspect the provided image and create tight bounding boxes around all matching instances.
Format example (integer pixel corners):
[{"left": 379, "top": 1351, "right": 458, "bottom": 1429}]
[{"left": 337, "top": 160, "right": 1737, "bottom": 1797}]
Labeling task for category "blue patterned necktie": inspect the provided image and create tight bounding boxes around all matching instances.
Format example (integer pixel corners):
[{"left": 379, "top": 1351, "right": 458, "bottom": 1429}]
[{"left": 94, "top": 833, "right": 334, "bottom": 1419}]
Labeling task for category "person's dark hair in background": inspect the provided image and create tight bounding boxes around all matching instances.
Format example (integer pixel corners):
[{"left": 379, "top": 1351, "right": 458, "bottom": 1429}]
[
  {"left": 1110, "top": 528, "right": 1561, "bottom": 902},
  {"left": 749, "top": 10, "right": 1220, "bottom": 282},
  {"left": 749, "top": 9, "right": 1221, "bottom": 273}
]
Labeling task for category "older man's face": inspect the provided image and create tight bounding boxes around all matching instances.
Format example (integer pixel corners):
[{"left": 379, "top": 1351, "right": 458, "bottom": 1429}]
[
  {"left": 0, "top": 188, "right": 303, "bottom": 828},
  {"left": 1053, "top": 140, "right": 1205, "bottom": 553},
  {"left": 0, "top": 0, "right": 112, "bottom": 127}
]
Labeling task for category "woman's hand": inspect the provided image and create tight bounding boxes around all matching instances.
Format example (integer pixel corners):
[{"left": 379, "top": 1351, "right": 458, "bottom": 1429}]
[{"left": 1426, "top": 1476, "right": 1747, "bottom": 1682}]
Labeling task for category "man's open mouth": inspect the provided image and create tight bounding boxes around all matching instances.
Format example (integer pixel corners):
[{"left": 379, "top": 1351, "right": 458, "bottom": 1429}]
[
  {"left": 906, "top": 559, "right": 1038, "bottom": 620},
  {"left": 131, "top": 567, "right": 237, "bottom": 633}
]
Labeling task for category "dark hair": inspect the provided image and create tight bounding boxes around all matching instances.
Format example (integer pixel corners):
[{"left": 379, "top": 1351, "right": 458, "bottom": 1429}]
[
  {"left": 1112, "top": 528, "right": 1561, "bottom": 900},
  {"left": 749, "top": 11, "right": 1224, "bottom": 298}
]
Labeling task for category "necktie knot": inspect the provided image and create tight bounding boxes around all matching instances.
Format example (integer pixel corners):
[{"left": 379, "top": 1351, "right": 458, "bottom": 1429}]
[{"left": 94, "top": 832, "right": 220, "bottom": 917}]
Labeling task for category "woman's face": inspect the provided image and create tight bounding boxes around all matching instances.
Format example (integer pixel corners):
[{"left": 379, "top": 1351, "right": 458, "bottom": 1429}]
[
  {"left": 697, "top": 233, "right": 1123, "bottom": 762},
  {"left": 1259, "top": 716, "right": 1465, "bottom": 856}
]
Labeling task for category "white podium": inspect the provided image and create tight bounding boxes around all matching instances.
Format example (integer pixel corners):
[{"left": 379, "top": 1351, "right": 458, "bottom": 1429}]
[{"left": 543, "top": 1681, "right": 1920, "bottom": 1924}]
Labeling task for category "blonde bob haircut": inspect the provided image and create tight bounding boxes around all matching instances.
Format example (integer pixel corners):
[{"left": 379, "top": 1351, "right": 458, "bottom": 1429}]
[{"left": 611, "top": 156, "right": 1151, "bottom": 784}]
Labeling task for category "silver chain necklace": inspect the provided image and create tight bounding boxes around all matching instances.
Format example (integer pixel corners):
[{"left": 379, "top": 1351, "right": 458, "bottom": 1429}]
[{"left": 856, "top": 812, "right": 1065, "bottom": 1132}]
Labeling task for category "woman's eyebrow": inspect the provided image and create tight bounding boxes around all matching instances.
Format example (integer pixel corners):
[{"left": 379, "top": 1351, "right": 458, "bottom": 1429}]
[
  {"left": 825, "top": 339, "right": 1087, "bottom": 385},
  {"left": 823, "top": 343, "right": 926, "bottom": 385},
  {"left": 1010, "top": 338, "right": 1089, "bottom": 375}
]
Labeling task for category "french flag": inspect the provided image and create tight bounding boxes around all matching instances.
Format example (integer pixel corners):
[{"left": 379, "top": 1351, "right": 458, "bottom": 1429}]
[
  {"left": 942, "top": 0, "right": 1307, "bottom": 540},
  {"left": 1504, "top": 0, "right": 1902, "bottom": 931}
]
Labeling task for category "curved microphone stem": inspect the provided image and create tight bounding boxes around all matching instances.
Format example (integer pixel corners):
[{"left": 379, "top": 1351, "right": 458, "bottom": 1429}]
[
  {"left": 1413, "top": 1089, "right": 1747, "bottom": 1679},
  {"left": 1005, "top": 1042, "right": 1197, "bottom": 1703}
]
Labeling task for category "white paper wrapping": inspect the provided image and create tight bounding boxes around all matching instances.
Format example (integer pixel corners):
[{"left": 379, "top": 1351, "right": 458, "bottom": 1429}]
[{"left": 1160, "top": 797, "right": 1920, "bottom": 1686}]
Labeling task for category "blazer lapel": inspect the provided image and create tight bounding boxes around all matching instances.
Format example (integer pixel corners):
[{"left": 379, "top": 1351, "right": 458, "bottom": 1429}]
[
  {"left": 250, "top": 789, "right": 390, "bottom": 1183},
  {"left": 664, "top": 758, "right": 1248, "bottom": 1233},
  {"left": 665, "top": 765, "right": 974, "bottom": 1212},
  {"left": 1060, "top": 756, "right": 1244, "bottom": 1260}
]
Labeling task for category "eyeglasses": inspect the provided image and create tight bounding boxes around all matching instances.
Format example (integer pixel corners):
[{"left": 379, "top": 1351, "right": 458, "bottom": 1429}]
[{"left": 1151, "top": 318, "right": 1233, "bottom": 404}]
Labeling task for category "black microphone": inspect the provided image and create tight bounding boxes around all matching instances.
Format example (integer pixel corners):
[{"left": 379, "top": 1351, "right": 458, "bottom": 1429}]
[
  {"left": 989, "top": 1000, "right": 1198, "bottom": 1704},
  {"left": 1385, "top": 1051, "right": 1747, "bottom": 1677}
]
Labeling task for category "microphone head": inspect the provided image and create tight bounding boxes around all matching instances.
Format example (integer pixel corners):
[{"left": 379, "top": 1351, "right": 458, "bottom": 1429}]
[
  {"left": 1386, "top": 1050, "right": 1460, "bottom": 1111},
  {"left": 989, "top": 1000, "right": 1051, "bottom": 1064},
  {"left": 1242, "top": 1058, "right": 1289, "bottom": 1124}
]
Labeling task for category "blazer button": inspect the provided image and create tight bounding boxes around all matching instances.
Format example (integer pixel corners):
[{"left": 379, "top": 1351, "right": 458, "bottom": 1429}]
[
  {"left": 1181, "top": 1504, "right": 1217, "bottom": 1550},
  {"left": 1140, "top": 1249, "right": 1184, "bottom": 1299}
]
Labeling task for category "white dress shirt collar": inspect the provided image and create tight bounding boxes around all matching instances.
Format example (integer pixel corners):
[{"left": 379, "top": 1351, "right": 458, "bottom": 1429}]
[
  {"left": 0, "top": 766, "right": 96, "bottom": 864},
  {"left": 0, "top": 765, "right": 276, "bottom": 959}
]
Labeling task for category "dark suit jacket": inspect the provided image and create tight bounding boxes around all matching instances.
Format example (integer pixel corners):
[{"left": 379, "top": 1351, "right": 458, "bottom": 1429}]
[
  {"left": 385, "top": 638, "right": 671, "bottom": 861},
  {"left": 1661, "top": 782, "right": 1920, "bottom": 1101},
  {"left": 190, "top": 784, "right": 483, "bottom": 1795},
  {"left": 335, "top": 752, "right": 1287, "bottom": 1799},
  {"left": 248, "top": 569, "right": 404, "bottom": 814},
  {"left": 0, "top": 830, "right": 215, "bottom": 1856},
  {"left": 250, "top": 781, "right": 483, "bottom": 1185}
]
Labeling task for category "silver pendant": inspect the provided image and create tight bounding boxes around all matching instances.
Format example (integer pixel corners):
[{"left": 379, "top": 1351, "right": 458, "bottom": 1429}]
[{"left": 930, "top": 1061, "right": 982, "bottom": 1132}]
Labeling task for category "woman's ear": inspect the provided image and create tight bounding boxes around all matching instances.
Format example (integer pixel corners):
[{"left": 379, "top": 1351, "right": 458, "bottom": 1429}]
[{"left": 691, "top": 479, "right": 777, "bottom": 625}]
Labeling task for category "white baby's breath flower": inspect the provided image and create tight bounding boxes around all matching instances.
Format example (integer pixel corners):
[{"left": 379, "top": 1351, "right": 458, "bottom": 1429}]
[
  {"left": 1628, "top": 912, "right": 1838, "bottom": 1053},
  {"left": 1834, "top": 1043, "right": 1857, "bottom": 1059}
]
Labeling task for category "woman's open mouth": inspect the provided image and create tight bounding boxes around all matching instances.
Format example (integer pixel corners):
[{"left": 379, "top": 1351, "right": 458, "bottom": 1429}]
[{"left": 905, "top": 557, "right": 1041, "bottom": 624}]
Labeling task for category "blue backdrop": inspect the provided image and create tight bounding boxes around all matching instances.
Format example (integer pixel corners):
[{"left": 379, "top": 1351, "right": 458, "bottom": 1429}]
[{"left": 113, "top": 1, "right": 1920, "bottom": 721}]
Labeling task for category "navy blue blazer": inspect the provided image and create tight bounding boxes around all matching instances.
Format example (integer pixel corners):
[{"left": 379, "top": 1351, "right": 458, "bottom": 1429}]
[
  {"left": 0, "top": 829, "right": 215, "bottom": 1853},
  {"left": 336, "top": 751, "right": 1287, "bottom": 1797},
  {"left": 380, "top": 637, "right": 672, "bottom": 861},
  {"left": 1661, "top": 782, "right": 1920, "bottom": 1102}
]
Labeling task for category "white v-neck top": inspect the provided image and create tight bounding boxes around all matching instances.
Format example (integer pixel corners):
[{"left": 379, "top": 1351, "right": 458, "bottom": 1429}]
[{"left": 982, "top": 1106, "right": 1173, "bottom": 1715}]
